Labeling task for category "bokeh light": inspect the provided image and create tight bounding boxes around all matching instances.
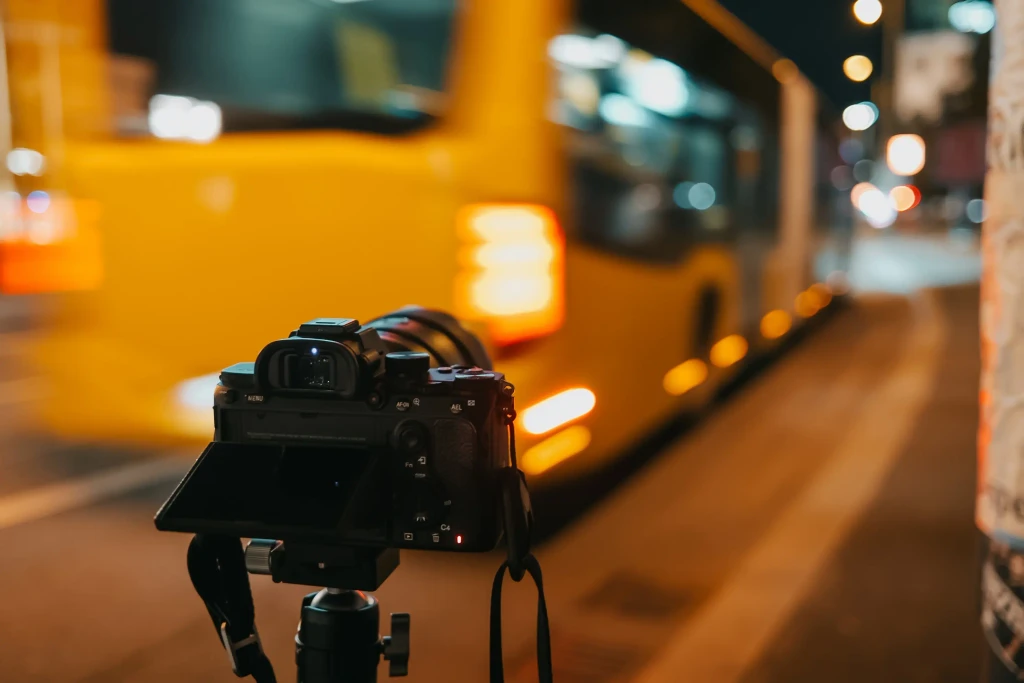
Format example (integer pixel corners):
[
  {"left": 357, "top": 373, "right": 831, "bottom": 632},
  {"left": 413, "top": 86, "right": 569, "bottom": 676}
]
[
  {"left": 839, "top": 138, "right": 865, "bottom": 164},
  {"left": 854, "top": 0, "right": 883, "bottom": 25},
  {"left": 795, "top": 291, "right": 820, "bottom": 318},
  {"left": 688, "top": 183, "right": 716, "bottom": 211},
  {"left": 851, "top": 182, "right": 876, "bottom": 207},
  {"left": 887, "top": 134, "right": 926, "bottom": 176},
  {"left": 857, "top": 188, "right": 898, "bottom": 228},
  {"left": 949, "top": 1, "right": 996, "bottom": 34},
  {"left": 26, "top": 191, "right": 51, "bottom": 214},
  {"left": 853, "top": 159, "right": 875, "bottom": 182},
  {"left": 710, "top": 335, "right": 748, "bottom": 369},
  {"left": 760, "top": 310, "right": 793, "bottom": 340},
  {"left": 843, "top": 102, "right": 879, "bottom": 131},
  {"left": 663, "top": 359, "right": 708, "bottom": 396},
  {"left": 889, "top": 185, "right": 922, "bottom": 212},
  {"left": 967, "top": 198, "right": 988, "bottom": 224},
  {"left": 521, "top": 426, "right": 592, "bottom": 476},
  {"left": 6, "top": 148, "right": 45, "bottom": 176},
  {"left": 831, "top": 166, "right": 855, "bottom": 191},
  {"left": 843, "top": 55, "right": 874, "bottom": 82},
  {"left": 521, "top": 388, "right": 597, "bottom": 435}
]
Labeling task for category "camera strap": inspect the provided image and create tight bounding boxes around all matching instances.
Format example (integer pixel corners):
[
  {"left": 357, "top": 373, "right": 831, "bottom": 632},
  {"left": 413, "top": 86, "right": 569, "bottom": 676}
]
[
  {"left": 489, "top": 416, "right": 554, "bottom": 683},
  {"left": 489, "top": 553, "right": 553, "bottom": 683},
  {"left": 187, "top": 534, "right": 277, "bottom": 683}
]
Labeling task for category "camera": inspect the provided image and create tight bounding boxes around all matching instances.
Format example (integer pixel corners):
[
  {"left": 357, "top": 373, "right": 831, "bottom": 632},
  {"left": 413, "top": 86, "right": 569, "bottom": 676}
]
[{"left": 155, "top": 308, "right": 514, "bottom": 553}]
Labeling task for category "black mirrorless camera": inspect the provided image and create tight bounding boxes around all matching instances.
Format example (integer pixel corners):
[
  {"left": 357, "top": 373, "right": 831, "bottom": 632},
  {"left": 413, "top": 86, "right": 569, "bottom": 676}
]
[{"left": 155, "top": 308, "right": 514, "bottom": 554}]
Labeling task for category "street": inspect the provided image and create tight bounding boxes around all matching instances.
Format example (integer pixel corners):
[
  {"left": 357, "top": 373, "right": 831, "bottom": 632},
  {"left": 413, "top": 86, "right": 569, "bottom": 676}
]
[{"left": 0, "top": 280, "right": 980, "bottom": 682}]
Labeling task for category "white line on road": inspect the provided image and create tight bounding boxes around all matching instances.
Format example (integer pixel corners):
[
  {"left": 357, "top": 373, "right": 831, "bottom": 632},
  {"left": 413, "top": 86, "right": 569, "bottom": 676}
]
[
  {"left": 0, "top": 459, "right": 188, "bottom": 530},
  {"left": 633, "top": 290, "right": 948, "bottom": 683}
]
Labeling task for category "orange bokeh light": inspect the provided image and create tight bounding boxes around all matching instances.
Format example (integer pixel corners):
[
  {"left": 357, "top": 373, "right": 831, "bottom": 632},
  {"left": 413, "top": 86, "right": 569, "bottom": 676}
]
[{"left": 889, "top": 185, "right": 922, "bottom": 212}]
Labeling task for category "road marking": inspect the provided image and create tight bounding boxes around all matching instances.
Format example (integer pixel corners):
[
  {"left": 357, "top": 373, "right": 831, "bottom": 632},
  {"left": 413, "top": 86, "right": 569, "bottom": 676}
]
[
  {"left": 0, "top": 377, "right": 45, "bottom": 406},
  {"left": 634, "top": 290, "right": 947, "bottom": 683},
  {"left": 0, "top": 459, "right": 187, "bottom": 530}
]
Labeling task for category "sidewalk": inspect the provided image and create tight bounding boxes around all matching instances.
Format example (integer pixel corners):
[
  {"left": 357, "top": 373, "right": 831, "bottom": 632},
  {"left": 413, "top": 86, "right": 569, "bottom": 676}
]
[
  {"left": 738, "top": 286, "right": 981, "bottom": 682},
  {"left": 637, "top": 286, "right": 980, "bottom": 683}
]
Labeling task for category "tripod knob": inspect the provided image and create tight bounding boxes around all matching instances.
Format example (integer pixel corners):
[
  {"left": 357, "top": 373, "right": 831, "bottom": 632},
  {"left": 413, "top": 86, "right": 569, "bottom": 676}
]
[
  {"left": 244, "top": 539, "right": 280, "bottom": 575},
  {"left": 382, "top": 613, "right": 410, "bottom": 677}
]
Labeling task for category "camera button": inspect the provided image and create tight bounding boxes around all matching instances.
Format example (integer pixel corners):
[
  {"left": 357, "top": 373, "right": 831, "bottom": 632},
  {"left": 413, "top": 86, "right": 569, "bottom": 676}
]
[{"left": 436, "top": 366, "right": 453, "bottom": 374}]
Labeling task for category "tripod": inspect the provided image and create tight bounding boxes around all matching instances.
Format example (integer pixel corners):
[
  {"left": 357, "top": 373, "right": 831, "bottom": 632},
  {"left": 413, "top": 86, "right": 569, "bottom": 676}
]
[
  {"left": 244, "top": 540, "right": 410, "bottom": 683},
  {"left": 186, "top": 468, "right": 547, "bottom": 683},
  {"left": 295, "top": 587, "right": 409, "bottom": 682}
]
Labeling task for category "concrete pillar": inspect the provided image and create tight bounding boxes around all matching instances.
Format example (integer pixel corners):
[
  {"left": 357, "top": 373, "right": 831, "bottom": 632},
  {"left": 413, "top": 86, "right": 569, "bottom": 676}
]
[{"left": 978, "top": 1, "right": 1024, "bottom": 678}]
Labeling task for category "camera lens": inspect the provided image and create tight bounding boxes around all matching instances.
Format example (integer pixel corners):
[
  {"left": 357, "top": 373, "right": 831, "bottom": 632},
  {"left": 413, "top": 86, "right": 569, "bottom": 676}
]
[{"left": 395, "top": 422, "right": 428, "bottom": 454}]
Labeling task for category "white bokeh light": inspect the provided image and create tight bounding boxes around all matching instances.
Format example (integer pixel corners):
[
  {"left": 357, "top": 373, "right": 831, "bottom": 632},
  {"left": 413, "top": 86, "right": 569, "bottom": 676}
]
[
  {"left": 843, "top": 102, "right": 879, "bottom": 131},
  {"left": 626, "top": 58, "right": 689, "bottom": 117},
  {"left": 857, "top": 188, "right": 898, "bottom": 228},
  {"left": 6, "top": 148, "right": 45, "bottom": 176},
  {"left": 599, "top": 93, "right": 649, "bottom": 127},
  {"left": 149, "top": 94, "right": 222, "bottom": 143},
  {"left": 887, "top": 134, "right": 926, "bottom": 176},
  {"left": 949, "top": 1, "right": 996, "bottom": 34},
  {"left": 688, "top": 183, "right": 716, "bottom": 211},
  {"left": 967, "top": 198, "right": 988, "bottom": 223}
]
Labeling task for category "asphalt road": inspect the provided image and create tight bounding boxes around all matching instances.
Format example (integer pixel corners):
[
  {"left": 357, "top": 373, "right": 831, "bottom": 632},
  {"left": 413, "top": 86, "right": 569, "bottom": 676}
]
[{"left": 0, "top": 287, "right": 981, "bottom": 683}]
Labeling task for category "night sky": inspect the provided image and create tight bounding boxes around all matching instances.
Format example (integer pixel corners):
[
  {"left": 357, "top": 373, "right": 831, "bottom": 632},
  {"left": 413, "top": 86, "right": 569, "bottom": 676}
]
[{"left": 718, "top": 0, "right": 884, "bottom": 110}]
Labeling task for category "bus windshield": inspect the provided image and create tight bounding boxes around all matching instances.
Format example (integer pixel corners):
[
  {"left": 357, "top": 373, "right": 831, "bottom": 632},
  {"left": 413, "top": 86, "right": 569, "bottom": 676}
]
[{"left": 107, "top": 0, "right": 457, "bottom": 134}]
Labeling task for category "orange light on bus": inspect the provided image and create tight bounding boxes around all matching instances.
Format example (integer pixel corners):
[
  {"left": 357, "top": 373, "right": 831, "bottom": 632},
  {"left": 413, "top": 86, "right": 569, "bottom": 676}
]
[
  {"left": 710, "top": 335, "right": 748, "bottom": 369},
  {"left": 521, "top": 387, "right": 596, "bottom": 435},
  {"left": 795, "top": 290, "right": 820, "bottom": 318},
  {"left": 456, "top": 204, "right": 564, "bottom": 345},
  {"left": 521, "top": 426, "right": 592, "bottom": 475},
  {"left": 760, "top": 310, "right": 792, "bottom": 340},
  {"left": 809, "top": 283, "right": 833, "bottom": 309},
  {"left": 663, "top": 359, "right": 707, "bottom": 396}
]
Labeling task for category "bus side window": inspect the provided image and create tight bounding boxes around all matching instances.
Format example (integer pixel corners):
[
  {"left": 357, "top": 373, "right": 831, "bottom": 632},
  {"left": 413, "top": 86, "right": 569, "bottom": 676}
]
[
  {"left": 334, "top": 22, "right": 400, "bottom": 109},
  {"left": 552, "top": 31, "right": 764, "bottom": 263}
]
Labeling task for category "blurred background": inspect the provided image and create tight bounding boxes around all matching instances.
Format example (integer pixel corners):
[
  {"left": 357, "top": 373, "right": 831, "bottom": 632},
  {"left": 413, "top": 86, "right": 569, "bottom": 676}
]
[{"left": 0, "top": 0, "right": 992, "bottom": 680}]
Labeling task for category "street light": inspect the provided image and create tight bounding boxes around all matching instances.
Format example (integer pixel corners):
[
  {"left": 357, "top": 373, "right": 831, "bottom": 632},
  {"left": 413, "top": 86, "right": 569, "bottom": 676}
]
[
  {"left": 843, "top": 55, "right": 874, "bottom": 82},
  {"left": 853, "top": 0, "right": 883, "bottom": 25}
]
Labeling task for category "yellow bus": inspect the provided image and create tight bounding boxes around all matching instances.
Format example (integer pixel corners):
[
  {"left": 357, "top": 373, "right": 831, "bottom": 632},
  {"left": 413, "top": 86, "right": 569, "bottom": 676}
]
[{"left": 3, "top": 0, "right": 845, "bottom": 484}]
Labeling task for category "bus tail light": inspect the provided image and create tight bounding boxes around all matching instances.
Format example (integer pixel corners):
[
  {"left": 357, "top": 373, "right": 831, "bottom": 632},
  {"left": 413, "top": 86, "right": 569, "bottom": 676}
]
[{"left": 455, "top": 204, "right": 564, "bottom": 346}]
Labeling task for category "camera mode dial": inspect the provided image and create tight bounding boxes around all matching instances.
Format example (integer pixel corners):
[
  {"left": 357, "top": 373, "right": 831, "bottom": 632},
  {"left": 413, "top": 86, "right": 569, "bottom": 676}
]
[{"left": 386, "top": 351, "right": 430, "bottom": 379}]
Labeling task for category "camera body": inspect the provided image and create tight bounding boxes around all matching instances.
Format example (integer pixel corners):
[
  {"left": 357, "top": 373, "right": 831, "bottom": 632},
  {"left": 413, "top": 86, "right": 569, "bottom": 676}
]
[{"left": 156, "top": 316, "right": 513, "bottom": 553}]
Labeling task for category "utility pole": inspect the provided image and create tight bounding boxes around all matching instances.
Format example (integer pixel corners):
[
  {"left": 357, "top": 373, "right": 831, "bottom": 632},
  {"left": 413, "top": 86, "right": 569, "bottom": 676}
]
[{"left": 978, "top": 2, "right": 1024, "bottom": 680}]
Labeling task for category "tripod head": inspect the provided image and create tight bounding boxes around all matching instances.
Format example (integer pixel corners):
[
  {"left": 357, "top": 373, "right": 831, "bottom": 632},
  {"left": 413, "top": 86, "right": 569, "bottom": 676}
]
[{"left": 243, "top": 540, "right": 410, "bottom": 682}]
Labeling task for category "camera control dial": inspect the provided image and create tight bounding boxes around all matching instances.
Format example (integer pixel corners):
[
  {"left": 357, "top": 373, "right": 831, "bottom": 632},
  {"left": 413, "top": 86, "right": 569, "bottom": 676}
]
[{"left": 386, "top": 351, "right": 431, "bottom": 378}]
